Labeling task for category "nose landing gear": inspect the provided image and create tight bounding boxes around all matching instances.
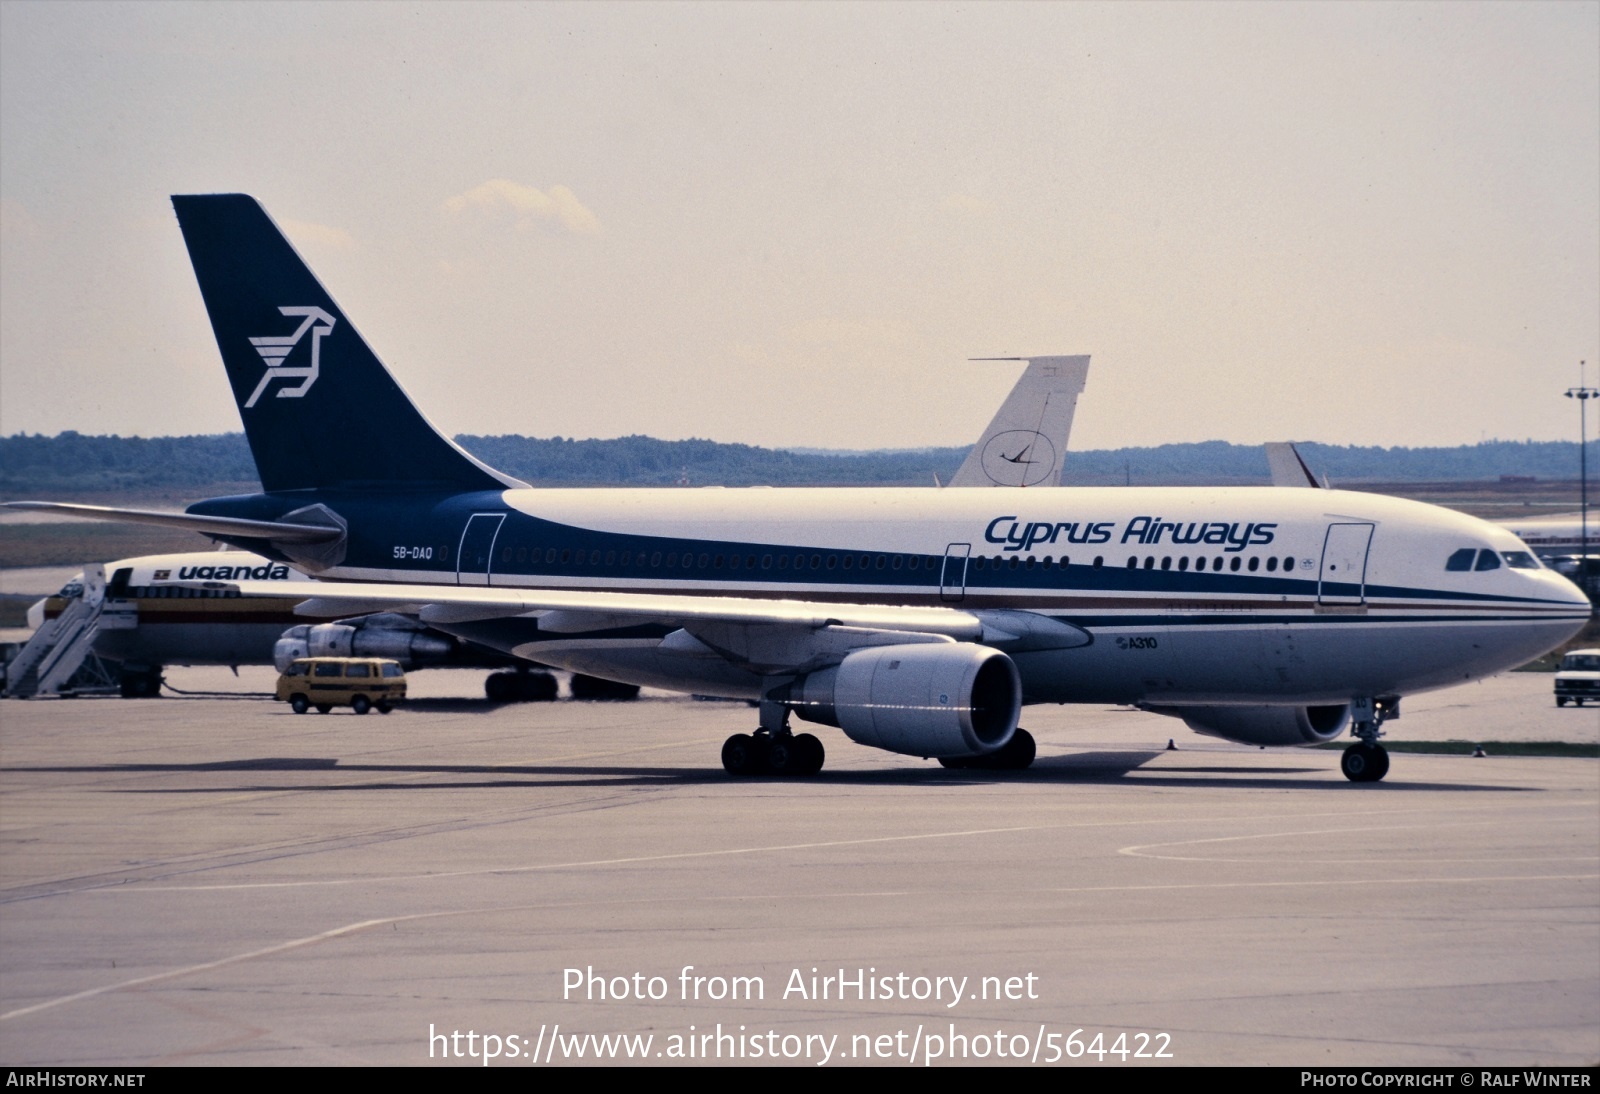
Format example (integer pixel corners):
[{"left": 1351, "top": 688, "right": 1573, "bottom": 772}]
[{"left": 1340, "top": 695, "right": 1393, "bottom": 783}]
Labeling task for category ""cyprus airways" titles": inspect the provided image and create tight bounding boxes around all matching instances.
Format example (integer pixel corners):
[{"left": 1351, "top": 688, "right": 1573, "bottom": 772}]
[{"left": 985, "top": 515, "right": 1278, "bottom": 554}]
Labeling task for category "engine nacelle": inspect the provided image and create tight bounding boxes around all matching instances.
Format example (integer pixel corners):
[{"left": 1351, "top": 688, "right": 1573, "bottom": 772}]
[
  {"left": 1152, "top": 703, "right": 1352, "bottom": 746},
  {"left": 787, "top": 643, "right": 1021, "bottom": 758},
  {"left": 274, "top": 614, "right": 455, "bottom": 672}
]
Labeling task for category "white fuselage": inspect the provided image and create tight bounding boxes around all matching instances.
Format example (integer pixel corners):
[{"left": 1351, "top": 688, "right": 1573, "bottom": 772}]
[{"left": 324, "top": 485, "right": 1590, "bottom": 706}]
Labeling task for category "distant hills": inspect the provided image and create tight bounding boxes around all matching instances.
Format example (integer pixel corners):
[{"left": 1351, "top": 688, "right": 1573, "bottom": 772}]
[{"left": 1, "top": 430, "right": 1595, "bottom": 493}]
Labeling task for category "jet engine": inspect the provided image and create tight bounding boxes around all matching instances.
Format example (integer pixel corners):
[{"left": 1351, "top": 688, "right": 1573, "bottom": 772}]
[
  {"left": 274, "top": 613, "right": 456, "bottom": 672},
  {"left": 1149, "top": 703, "right": 1352, "bottom": 746},
  {"left": 786, "top": 643, "right": 1021, "bottom": 758}
]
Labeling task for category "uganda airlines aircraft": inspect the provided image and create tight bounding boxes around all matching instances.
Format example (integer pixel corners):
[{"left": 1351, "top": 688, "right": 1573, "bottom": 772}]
[
  {"left": 10, "top": 194, "right": 1590, "bottom": 781},
  {"left": 12, "top": 550, "right": 528, "bottom": 699}
]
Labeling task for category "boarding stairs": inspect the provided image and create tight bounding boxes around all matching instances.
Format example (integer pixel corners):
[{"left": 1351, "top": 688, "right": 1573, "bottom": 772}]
[{"left": 3, "top": 565, "right": 119, "bottom": 698}]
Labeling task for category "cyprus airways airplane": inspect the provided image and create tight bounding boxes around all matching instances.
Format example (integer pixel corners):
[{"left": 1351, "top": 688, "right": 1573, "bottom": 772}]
[{"left": 12, "top": 195, "right": 1590, "bottom": 781}]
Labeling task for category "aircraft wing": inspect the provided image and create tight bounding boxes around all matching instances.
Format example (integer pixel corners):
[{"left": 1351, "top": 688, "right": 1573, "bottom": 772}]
[{"left": 200, "top": 579, "right": 1090, "bottom": 656}]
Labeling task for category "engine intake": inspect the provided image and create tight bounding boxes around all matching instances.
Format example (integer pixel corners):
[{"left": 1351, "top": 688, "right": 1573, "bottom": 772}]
[{"left": 787, "top": 643, "right": 1021, "bottom": 758}]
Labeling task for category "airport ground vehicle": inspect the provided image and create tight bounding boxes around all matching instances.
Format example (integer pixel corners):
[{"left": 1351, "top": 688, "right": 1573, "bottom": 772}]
[
  {"left": 276, "top": 656, "right": 406, "bottom": 714},
  {"left": 10, "top": 194, "right": 1591, "bottom": 781},
  {"left": 1553, "top": 648, "right": 1600, "bottom": 707}
]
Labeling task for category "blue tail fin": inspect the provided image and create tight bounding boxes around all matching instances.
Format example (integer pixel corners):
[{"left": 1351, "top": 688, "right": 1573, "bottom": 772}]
[{"left": 172, "top": 194, "right": 521, "bottom": 494}]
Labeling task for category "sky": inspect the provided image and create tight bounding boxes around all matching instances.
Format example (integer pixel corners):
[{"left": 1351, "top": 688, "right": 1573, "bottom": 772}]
[{"left": 1, "top": 1, "right": 1596, "bottom": 452}]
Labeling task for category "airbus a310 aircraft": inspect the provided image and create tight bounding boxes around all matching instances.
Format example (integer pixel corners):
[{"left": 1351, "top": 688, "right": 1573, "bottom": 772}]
[{"left": 13, "top": 195, "right": 1590, "bottom": 781}]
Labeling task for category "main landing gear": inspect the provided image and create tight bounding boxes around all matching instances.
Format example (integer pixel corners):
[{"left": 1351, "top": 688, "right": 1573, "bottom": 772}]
[
  {"left": 1340, "top": 696, "right": 1393, "bottom": 783},
  {"left": 484, "top": 669, "right": 558, "bottom": 703},
  {"left": 721, "top": 730, "right": 826, "bottom": 777},
  {"left": 723, "top": 699, "right": 826, "bottom": 776}
]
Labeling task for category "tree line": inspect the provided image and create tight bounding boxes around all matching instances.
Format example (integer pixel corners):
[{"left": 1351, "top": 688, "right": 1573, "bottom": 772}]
[{"left": 2, "top": 430, "right": 1595, "bottom": 493}]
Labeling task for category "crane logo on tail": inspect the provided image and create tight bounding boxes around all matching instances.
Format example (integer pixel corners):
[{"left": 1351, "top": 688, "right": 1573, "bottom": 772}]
[{"left": 244, "top": 306, "right": 337, "bottom": 408}]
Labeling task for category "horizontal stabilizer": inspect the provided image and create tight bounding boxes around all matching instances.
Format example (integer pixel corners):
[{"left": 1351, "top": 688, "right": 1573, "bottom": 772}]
[{"left": 2, "top": 501, "right": 344, "bottom": 543}]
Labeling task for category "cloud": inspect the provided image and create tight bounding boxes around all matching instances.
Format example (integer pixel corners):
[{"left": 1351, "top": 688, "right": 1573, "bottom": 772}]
[
  {"left": 939, "top": 192, "right": 994, "bottom": 216},
  {"left": 442, "top": 179, "right": 601, "bottom": 236},
  {"left": 786, "top": 317, "right": 914, "bottom": 348},
  {"left": 281, "top": 218, "right": 356, "bottom": 250},
  {"left": 0, "top": 199, "right": 45, "bottom": 242}
]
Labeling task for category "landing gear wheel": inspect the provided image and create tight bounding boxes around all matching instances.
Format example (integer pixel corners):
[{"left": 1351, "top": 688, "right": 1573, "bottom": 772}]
[
  {"left": 951, "top": 728, "right": 1037, "bottom": 771},
  {"left": 351, "top": 695, "right": 371, "bottom": 715},
  {"left": 569, "top": 673, "right": 641, "bottom": 701},
  {"left": 993, "top": 727, "right": 1036, "bottom": 770},
  {"left": 766, "top": 736, "right": 799, "bottom": 776},
  {"left": 1341, "top": 743, "right": 1389, "bottom": 783},
  {"left": 764, "top": 733, "right": 824, "bottom": 776},
  {"left": 518, "top": 672, "right": 558, "bottom": 702},
  {"left": 486, "top": 670, "right": 558, "bottom": 702},
  {"left": 721, "top": 733, "right": 767, "bottom": 776},
  {"left": 792, "top": 733, "right": 825, "bottom": 776},
  {"left": 119, "top": 670, "right": 161, "bottom": 699},
  {"left": 290, "top": 694, "right": 309, "bottom": 715}
]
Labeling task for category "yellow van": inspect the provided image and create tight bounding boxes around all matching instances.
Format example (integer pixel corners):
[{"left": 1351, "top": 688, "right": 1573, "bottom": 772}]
[{"left": 276, "top": 657, "right": 406, "bottom": 714}]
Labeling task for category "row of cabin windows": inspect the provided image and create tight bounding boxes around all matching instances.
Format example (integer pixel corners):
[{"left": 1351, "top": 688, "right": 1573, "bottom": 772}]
[
  {"left": 123, "top": 585, "right": 241, "bottom": 599},
  {"left": 498, "top": 545, "right": 935, "bottom": 573},
  {"left": 971, "top": 555, "right": 1104, "bottom": 571},
  {"left": 1445, "top": 548, "right": 1539, "bottom": 572},
  {"left": 1126, "top": 554, "right": 1296, "bottom": 573}
]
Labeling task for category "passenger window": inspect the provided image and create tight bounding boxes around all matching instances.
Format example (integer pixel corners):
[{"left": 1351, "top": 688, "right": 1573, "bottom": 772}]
[
  {"left": 1474, "top": 549, "right": 1501, "bottom": 572},
  {"left": 1446, "top": 548, "right": 1475, "bottom": 571},
  {"left": 381, "top": 664, "right": 404, "bottom": 678},
  {"left": 314, "top": 663, "right": 342, "bottom": 678},
  {"left": 347, "top": 663, "right": 371, "bottom": 678}
]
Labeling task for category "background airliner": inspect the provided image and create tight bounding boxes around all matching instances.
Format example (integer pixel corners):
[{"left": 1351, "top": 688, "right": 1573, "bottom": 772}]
[{"left": 10, "top": 194, "right": 1589, "bottom": 781}]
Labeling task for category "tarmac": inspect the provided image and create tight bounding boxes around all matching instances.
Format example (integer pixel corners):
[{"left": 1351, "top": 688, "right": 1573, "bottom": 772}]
[{"left": 0, "top": 669, "right": 1596, "bottom": 1067}]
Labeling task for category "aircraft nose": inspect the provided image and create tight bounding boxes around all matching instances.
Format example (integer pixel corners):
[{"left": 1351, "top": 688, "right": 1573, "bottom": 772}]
[{"left": 1548, "top": 570, "right": 1595, "bottom": 609}]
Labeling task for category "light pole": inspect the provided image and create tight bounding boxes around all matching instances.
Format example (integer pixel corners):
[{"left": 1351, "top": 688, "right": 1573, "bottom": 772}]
[{"left": 1566, "top": 360, "right": 1596, "bottom": 598}]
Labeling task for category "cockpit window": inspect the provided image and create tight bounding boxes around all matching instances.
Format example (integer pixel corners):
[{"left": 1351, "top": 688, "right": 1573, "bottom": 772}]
[
  {"left": 1474, "top": 549, "right": 1501, "bottom": 571},
  {"left": 1500, "top": 551, "right": 1539, "bottom": 570},
  {"left": 1445, "top": 549, "right": 1475, "bottom": 572}
]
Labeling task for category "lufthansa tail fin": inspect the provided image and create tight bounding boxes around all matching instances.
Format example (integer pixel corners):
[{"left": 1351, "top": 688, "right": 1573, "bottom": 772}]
[
  {"left": 172, "top": 194, "right": 523, "bottom": 494},
  {"left": 1264, "top": 442, "right": 1328, "bottom": 488},
  {"left": 948, "top": 355, "right": 1090, "bottom": 487}
]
